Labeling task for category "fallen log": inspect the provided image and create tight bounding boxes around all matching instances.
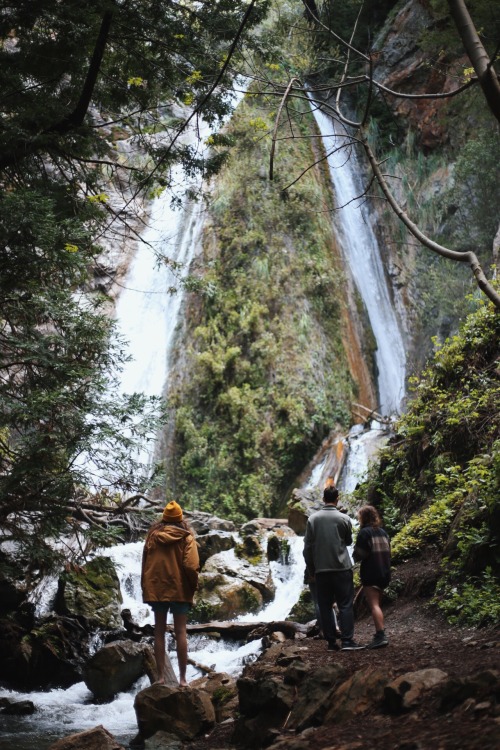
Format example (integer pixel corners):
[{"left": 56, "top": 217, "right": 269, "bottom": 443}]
[{"left": 173, "top": 620, "right": 313, "bottom": 641}]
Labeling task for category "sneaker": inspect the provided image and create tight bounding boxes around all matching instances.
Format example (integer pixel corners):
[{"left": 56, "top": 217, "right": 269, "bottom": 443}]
[
  {"left": 366, "top": 632, "right": 389, "bottom": 649},
  {"left": 327, "top": 640, "right": 340, "bottom": 651},
  {"left": 341, "top": 640, "right": 365, "bottom": 651}
]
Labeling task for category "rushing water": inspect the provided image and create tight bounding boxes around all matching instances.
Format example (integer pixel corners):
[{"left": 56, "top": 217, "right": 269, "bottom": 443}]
[
  {"left": 309, "top": 100, "right": 406, "bottom": 416},
  {"left": 0, "top": 536, "right": 305, "bottom": 749},
  {"left": 0, "top": 92, "right": 407, "bottom": 750}
]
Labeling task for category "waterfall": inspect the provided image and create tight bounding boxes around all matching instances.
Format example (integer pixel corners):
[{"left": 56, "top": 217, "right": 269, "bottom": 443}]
[
  {"left": 114, "top": 176, "right": 207, "bottom": 401},
  {"left": 309, "top": 100, "right": 406, "bottom": 416}
]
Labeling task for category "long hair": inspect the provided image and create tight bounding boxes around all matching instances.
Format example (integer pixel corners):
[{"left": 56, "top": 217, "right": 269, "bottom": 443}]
[{"left": 358, "top": 505, "right": 381, "bottom": 528}]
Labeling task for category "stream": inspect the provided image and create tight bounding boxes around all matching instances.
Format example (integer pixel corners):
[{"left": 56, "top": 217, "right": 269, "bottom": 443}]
[{"left": 0, "top": 97, "right": 405, "bottom": 749}]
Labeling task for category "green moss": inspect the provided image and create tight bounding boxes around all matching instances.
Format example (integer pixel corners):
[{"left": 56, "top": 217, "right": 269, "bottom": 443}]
[
  {"left": 190, "top": 599, "right": 217, "bottom": 624},
  {"left": 166, "top": 84, "right": 357, "bottom": 521},
  {"left": 212, "top": 685, "right": 234, "bottom": 706},
  {"left": 288, "top": 587, "right": 316, "bottom": 623},
  {"left": 235, "top": 535, "right": 263, "bottom": 565}
]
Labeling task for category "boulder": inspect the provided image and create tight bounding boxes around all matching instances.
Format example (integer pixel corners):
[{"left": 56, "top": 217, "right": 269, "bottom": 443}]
[
  {"left": 48, "top": 725, "right": 125, "bottom": 750},
  {"left": 384, "top": 668, "right": 449, "bottom": 713},
  {"left": 196, "top": 531, "right": 236, "bottom": 567},
  {"left": 287, "top": 491, "right": 323, "bottom": 535},
  {"left": 233, "top": 675, "right": 296, "bottom": 747},
  {"left": 1, "top": 699, "right": 36, "bottom": 715},
  {"left": 324, "top": 669, "right": 390, "bottom": 723},
  {"left": 438, "top": 669, "right": 500, "bottom": 713},
  {"left": 190, "top": 671, "right": 238, "bottom": 722},
  {"left": 83, "top": 640, "right": 156, "bottom": 701},
  {"left": 0, "top": 614, "right": 88, "bottom": 690},
  {"left": 287, "top": 663, "right": 346, "bottom": 731},
  {"left": 184, "top": 511, "right": 236, "bottom": 535},
  {"left": 191, "top": 549, "right": 275, "bottom": 622},
  {"left": 134, "top": 683, "right": 215, "bottom": 741},
  {"left": 287, "top": 587, "right": 316, "bottom": 623},
  {"left": 55, "top": 557, "right": 122, "bottom": 630}
]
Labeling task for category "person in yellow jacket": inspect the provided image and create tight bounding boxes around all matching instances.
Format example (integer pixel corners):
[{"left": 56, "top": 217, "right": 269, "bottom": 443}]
[{"left": 141, "top": 500, "right": 199, "bottom": 686}]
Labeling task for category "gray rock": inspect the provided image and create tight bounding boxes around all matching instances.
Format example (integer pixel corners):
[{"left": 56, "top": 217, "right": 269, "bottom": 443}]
[
  {"left": 83, "top": 640, "right": 156, "bottom": 701},
  {"left": 384, "top": 668, "right": 449, "bottom": 713},
  {"left": 134, "top": 683, "right": 215, "bottom": 741},
  {"left": 55, "top": 557, "right": 122, "bottom": 630},
  {"left": 196, "top": 530, "right": 236, "bottom": 566}
]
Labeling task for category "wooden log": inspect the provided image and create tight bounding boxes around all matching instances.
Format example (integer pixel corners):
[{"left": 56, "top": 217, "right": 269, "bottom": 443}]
[{"left": 173, "top": 620, "right": 312, "bottom": 641}]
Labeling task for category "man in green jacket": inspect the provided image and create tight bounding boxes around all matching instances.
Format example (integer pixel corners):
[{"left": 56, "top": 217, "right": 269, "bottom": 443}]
[{"left": 303, "top": 485, "right": 364, "bottom": 651}]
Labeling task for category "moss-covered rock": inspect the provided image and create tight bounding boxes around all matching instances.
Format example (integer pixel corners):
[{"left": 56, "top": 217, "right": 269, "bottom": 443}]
[{"left": 55, "top": 556, "right": 122, "bottom": 630}]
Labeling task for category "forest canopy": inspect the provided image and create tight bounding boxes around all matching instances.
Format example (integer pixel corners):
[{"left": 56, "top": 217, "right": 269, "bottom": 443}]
[{"left": 0, "top": 0, "right": 269, "bottom": 562}]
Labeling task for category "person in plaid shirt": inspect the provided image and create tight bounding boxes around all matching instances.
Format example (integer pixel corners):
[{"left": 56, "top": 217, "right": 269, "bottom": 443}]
[{"left": 354, "top": 505, "right": 391, "bottom": 649}]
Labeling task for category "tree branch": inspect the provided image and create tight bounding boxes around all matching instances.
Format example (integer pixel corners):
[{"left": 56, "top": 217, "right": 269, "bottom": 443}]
[
  {"left": 447, "top": 0, "right": 500, "bottom": 123},
  {"left": 362, "top": 132, "right": 500, "bottom": 309}
]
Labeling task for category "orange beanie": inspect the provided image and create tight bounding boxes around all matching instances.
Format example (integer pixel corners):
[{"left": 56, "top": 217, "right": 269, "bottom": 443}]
[{"left": 162, "top": 500, "right": 183, "bottom": 523}]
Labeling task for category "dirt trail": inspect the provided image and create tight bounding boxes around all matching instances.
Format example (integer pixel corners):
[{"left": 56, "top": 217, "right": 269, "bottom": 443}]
[{"left": 189, "top": 591, "right": 500, "bottom": 750}]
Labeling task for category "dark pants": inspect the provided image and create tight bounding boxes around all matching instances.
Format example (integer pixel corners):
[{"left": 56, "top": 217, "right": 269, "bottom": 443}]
[
  {"left": 309, "top": 581, "right": 338, "bottom": 635},
  {"left": 315, "top": 569, "right": 354, "bottom": 643}
]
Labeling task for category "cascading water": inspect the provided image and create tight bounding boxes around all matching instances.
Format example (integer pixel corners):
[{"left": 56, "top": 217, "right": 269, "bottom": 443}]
[
  {"left": 309, "top": 100, "right": 406, "bottom": 417},
  {"left": 0, "top": 94, "right": 409, "bottom": 750}
]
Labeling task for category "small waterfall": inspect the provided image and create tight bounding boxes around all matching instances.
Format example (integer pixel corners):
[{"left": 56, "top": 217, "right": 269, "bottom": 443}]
[
  {"left": 309, "top": 101, "right": 406, "bottom": 416},
  {"left": 114, "top": 178, "right": 207, "bottom": 400}
]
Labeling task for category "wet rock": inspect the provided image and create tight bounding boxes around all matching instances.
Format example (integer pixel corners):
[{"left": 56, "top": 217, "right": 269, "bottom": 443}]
[
  {"left": 184, "top": 511, "right": 236, "bottom": 535},
  {"left": 1, "top": 699, "right": 36, "bottom": 715},
  {"left": 190, "top": 671, "right": 238, "bottom": 722},
  {"left": 48, "top": 725, "right": 125, "bottom": 750},
  {"left": 134, "top": 683, "right": 215, "bottom": 741},
  {"left": 0, "top": 614, "right": 88, "bottom": 690},
  {"left": 191, "top": 549, "right": 275, "bottom": 622},
  {"left": 196, "top": 530, "right": 236, "bottom": 567},
  {"left": 55, "top": 557, "right": 123, "bottom": 630},
  {"left": 287, "top": 491, "right": 323, "bottom": 535},
  {"left": 83, "top": 640, "right": 156, "bottom": 701},
  {"left": 287, "top": 587, "right": 316, "bottom": 623},
  {"left": 384, "top": 668, "right": 448, "bottom": 713}
]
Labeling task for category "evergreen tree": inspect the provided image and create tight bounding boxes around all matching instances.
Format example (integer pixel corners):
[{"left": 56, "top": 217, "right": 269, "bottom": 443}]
[{"left": 0, "top": 0, "right": 268, "bottom": 562}]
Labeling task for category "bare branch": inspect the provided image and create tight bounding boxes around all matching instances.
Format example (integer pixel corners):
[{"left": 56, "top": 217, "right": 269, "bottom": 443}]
[
  {"left": 361, "top": 132, "right": 500, "bottom": 309},
  {"left": 269, "top": 78, "right": 301, "bottom": 180},
  {"left": 447, "top": 0, "right": 500, "bottom": 123}
]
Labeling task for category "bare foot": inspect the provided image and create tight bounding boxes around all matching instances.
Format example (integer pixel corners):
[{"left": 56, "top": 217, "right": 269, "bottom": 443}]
[
  {"left": 179, "top": 678, "right": 188, "bottom": 687},
  {"left": 153, "top": 679, "right": 165, "bottom": 685}
]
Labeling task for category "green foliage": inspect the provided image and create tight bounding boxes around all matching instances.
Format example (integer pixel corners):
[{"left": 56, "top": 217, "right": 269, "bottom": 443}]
[
  {"left": 433, "top": 568, "right": 500, "bottom": 627},
  {"left": 365, "top": 297, "right": 500, "bottom": 626},
  {"left": 166, "top": 88, "right": 356, "bottom": 521},
  {"left": 0, "top": 1, "right": 269, "bottom": 565}
]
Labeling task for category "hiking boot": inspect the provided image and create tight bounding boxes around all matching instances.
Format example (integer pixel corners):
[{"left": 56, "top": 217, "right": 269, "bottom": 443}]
[
  {"left": 366, "top": 631, "right": 389, "bottom": 649},
  {"left": 327, "top": 639, "right": 340, "bottom": 651},
  {"left": 341, "top": 640, "right": 365, "bottom": 651}
]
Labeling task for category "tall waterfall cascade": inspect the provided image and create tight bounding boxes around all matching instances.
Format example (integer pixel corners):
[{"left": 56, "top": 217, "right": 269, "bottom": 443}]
[{"left": 309, "top": 100, "right": 406, "bottom": 417}]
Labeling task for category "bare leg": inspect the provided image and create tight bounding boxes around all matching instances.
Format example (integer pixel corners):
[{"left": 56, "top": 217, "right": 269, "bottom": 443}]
[
  {"left": 364, "top": 586, "right": 384, "bottom": 632},
  {"left": 173, "top": 613, "right": 188, "bottom": 687},
  {"left": 153, "top": 610, "right": 167, "bottom": 683}
]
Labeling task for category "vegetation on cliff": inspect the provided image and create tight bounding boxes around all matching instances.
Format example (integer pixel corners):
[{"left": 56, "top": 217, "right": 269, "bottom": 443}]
[
  {"left": 365, "top": 295, "right": 500, "bottom": 626},
  {"left": 166, "top": 91, "right": 361, "bottom": 522}
]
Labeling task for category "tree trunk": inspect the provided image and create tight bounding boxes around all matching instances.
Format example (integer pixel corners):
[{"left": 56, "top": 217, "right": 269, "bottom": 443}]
[{"left": 448, "top": 0, "right": 500, "bottom": 123}]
